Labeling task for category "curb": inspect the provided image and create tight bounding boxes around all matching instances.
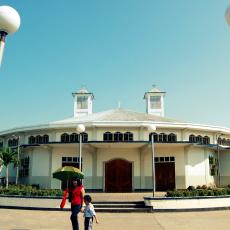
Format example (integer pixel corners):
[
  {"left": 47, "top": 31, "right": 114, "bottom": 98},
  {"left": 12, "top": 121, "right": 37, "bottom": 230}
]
[{"left": 1, "top": 205, "right": 230, "bottom": 212}]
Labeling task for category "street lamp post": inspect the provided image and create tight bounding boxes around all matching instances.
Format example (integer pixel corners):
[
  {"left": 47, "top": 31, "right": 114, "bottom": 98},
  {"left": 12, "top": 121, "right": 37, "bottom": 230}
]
[
  {"left": 0, "top": 5, "right": 20, "bottom": 66},
  {"left": 76, "top": 124, "right": 85, "bottom": 172},
  {"left": 216, "top": 133, "right": 224, "bottom": 187},
  {"left": 148, "top": 124, "right": 157, "bottom": 197}
]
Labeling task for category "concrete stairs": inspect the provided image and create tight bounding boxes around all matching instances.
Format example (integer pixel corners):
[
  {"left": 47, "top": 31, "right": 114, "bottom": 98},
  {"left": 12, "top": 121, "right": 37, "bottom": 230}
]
[{"left": 94, "top": 201, "right": 152, "bottom": 213}]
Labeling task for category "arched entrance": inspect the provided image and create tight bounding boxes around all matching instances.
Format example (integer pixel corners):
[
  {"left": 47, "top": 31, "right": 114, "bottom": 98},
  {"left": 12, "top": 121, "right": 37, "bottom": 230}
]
[{"left": 105, "top": 159, "right": 132, "bottom": 192}]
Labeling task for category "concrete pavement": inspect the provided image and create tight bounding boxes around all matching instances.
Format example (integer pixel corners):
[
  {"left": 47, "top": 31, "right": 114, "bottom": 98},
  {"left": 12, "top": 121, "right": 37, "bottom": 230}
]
[{"left": 1, "top": 209, "right": 230, "bottom": 230}]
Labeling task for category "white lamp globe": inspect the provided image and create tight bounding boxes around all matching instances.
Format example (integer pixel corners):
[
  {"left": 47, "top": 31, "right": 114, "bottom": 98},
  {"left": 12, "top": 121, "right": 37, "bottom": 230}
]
[
  {"left": 0, "top": 6, "right": 21, "bottom": 34},
  {"left": 225, "top": 5, "right": 230, "bottom": 26},
  {"left": 77, "top": 124, "right": 85, "bottom": 133},
  {"left": 148, "top": 124, "right": 157, "bottom": 132}
]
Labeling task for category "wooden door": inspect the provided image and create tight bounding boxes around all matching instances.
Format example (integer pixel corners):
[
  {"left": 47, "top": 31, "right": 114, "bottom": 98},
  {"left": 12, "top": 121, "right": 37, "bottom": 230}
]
[
  {"left": 105, "top": 159, "right": 132, "bottom": 192},
  {"left": 155, "top": 162, "right": 175, "bottom": 191}
]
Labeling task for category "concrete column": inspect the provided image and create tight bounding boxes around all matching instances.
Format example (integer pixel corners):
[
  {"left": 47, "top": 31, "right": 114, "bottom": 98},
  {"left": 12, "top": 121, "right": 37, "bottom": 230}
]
[
  {"left": 184, "top": 145, "right": 190, "bottom": 189},
  {"left": 48, "top": 147, "right": 53, "bottom": 188},
  {"left": 204, "top": 148, "right": 209, "bottom": 185},
  {"left": 92, "top": 149, "right": 97, "bottom": 189},
  {"left": 140, "top": 149, "right": 145, "bottom": 189}
]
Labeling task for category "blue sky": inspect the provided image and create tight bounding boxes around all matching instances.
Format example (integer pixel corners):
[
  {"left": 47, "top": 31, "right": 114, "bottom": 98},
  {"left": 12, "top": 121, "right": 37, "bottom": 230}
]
[{"left": 0, "top": 0, "right": 230, "bottom": 130}]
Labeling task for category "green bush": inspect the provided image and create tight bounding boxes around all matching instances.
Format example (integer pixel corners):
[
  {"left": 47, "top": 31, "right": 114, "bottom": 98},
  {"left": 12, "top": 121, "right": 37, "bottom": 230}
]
[
  {"left": 0, "top": 184, "right": 62, "bottom": 197},
  {"left": 166, "top": 187, "right": 229, "bottom": 197}
]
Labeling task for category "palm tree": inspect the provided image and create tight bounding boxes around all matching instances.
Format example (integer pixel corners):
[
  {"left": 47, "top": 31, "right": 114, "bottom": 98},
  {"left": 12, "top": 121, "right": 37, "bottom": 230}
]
[{"left": 0, "top": 147, "right": 19, "bottom": 188}]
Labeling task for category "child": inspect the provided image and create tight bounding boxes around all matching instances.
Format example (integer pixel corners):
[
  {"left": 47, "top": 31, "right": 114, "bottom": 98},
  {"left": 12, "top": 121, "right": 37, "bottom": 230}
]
[{"left": 82, "top": 195, "right": 99, "bottom": 230}]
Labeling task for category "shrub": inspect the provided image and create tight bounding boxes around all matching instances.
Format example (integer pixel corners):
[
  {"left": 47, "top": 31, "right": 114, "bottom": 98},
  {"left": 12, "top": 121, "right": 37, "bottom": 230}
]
[
  {"left": 0, "top": 184, "right": 62, "bottom": 197},
  {"left": 166, "top": 187, "right": 229, "bottom": 197},
  {"left": 201, "top": 185, "right": 207, "bottom": 190},
  {"left": 187, "top": 186, "right": 195, "bottom": 191}
]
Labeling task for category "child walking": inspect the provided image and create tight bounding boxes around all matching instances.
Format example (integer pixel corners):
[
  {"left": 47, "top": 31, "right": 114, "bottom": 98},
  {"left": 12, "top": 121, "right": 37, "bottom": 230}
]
[{"left": 82, "top": 195, "right": 99, "bottom": 230}]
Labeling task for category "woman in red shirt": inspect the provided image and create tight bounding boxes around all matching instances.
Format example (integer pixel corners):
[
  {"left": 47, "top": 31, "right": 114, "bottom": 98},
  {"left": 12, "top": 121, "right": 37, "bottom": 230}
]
[{"left": 69, "top": 178, "right": 85, "bottom": 230}]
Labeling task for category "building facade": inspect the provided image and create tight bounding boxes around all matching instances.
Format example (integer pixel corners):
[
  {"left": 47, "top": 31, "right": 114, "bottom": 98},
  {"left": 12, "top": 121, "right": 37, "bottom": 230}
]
[{"left": 0, "top": 86, "right": 230, "bottom": 191}]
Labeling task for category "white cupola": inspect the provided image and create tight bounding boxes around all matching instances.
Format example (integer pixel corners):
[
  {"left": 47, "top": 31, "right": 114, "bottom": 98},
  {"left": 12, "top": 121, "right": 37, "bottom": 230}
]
[
  {"left": 72, "top": 87, "right": 94, "bottom": 117},
  {"left": 144, "top": 85, "right": 166, "bottom": 117}
]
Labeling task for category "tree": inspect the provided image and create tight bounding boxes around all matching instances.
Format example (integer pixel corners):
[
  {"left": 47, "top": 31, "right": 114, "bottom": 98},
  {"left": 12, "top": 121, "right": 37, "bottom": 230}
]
[{"left": 0, "top": 147, "right": 19, "bottom": 188}]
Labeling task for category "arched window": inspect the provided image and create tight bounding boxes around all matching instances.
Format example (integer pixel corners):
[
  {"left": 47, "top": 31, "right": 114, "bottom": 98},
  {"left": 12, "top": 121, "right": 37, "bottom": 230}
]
[
  {"left": 203, "top": 136, "right": 210, "bottom": 145},
  {"left": 227, "top": 139, "right": 230, "bottom": 146},
  {"left": 149, "top": 133, "right": 158, "bottom": 142},
  {"left": 189, "top": 135, "right": 196, "bottom": 143},
  {"left": 81, "top": 132, "right": 88, "bottom": 143},
  {"left": 222, "top": 138, "right": 227, "bottom": 146},
  {"left": 70, "top": 133, "right": 79, "bottom": 143},
  {"left": 36, "top": 135, "right": 43, "bottom": 144},
  {"left": 28, "top": 136, "right": 35, "bottom": 144},
  {"left": 159, "top": 133, "right": 167, "bottom": 142},
  {"left": 124, "top": 132, "right": 133, "bottom": 142},
  {"left": 196, "top": 135, "right": 203, "bottom": 143},
  {"left": 103, "top": 132, "right": 113, "bottom": 142},
  {"left": 217, "top": 137, "right": 222, "bottom": 145},
  {"left": 43, "top": 135, "right": 49, "bottom": 144},
  {"left": 8, "top": 139, "right": 13, "bottom": 147},
  {"left": 61, "top": 133, "right": 69, "bottom": 143},
  {"left": 12, "top": 138, "right": 18, "bottom": 146},
  {"left": 114, "top": 132, "right": 123, "bottom": 142},
  {"left": 168, "top": 133, "right": 177, "bottom": 142}
]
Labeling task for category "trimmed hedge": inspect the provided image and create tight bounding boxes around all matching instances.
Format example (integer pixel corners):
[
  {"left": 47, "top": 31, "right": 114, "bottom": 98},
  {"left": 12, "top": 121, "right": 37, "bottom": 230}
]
[
  {"left": 0, "top": 184, "right": 63, "bottom": 197},
  {"left": 166, "top": 187, "right": 230, "bottom": 197}
]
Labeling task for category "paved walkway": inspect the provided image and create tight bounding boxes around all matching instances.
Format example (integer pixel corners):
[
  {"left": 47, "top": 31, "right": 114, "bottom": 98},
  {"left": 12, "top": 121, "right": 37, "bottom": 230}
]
[{"left": 1, "top": 209, "right": 230, "bottom": 230}]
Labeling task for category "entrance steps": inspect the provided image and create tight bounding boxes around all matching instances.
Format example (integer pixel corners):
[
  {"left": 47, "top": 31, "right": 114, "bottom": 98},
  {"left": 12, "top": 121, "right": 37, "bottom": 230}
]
[{"left": 94, "top": 201, "right": 152, "bottom": 213}]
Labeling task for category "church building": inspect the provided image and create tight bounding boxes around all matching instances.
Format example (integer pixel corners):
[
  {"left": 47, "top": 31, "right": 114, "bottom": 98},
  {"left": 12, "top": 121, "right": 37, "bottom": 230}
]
[{"left": 0, "top": 86, "right": 230, "bottom": 192}]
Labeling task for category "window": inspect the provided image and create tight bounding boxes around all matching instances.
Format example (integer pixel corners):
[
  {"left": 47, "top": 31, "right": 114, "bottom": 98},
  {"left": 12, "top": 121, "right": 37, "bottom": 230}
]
[
  {"left": 124, "top": 132, "right": 133, "bottom": 142},
  {"left": 227, "top": 139, "right": 230, "bottom": 146},
  {"left": 114, "top": 132, "right": 123, "bottom": 142},
  {"left": 150, "top": 96, "right": 161, "bottom": 109},
  {"left": 8, "top": 138, "right": 18, "bottom": 147},
  {"left": 222, "top": 138, "right": 227, "bottom": 146},
  {"left": 165, "top": 157, "right": 170, "bottom": 162},
  {"left": 149, "top": 132, "right": 158, "bottom": 142},
  {"left": 0, "top": 141, "right": 3, "bottom": 148},
  {"left": 12, "top": 139, "right": 18, "bottom": 146},
  {"left": 168, "top": 133, "right": 177, "bottom": 142},
  {"left": 28, "top": 136, "right": 35, "bottom": 144},
  {"left": 43, "top": 135, "right": 49, "bottom": 144},
  {"left": 62, "top": 156, "right": 82, "bottom": 169},
  {"left": 189, "top": 135, "right": 196, "bottom": 143},
  {"left": 70, "top": 133, "right": 79, "bottom": 143},
  {"left": 154, "top": 156, "right": 175, "bottom": 163},
  {"left": 19, "top": 157, "right": 29, "bottom": 177},
  {"left": 196, "top": 135, "right": 203, "bottom": 143},
  {"left": 103, "top": 132, "right": 113, "bottom": 142},
  {"left": 77, "top": 96, "right": 88, "bottom": 109},
  {"left": 159, "top": 133, "right": 167, "bottom": 142},
  {"left": 61, "top": 133, "right": 69, "bottom": 143},
  {"left": 81, "top": 133, "right": 88, "bottom": 143},
  {"left": 203, "top": 136, "right": 210, "bottom": 145},
  {"left": 160, "top": 157, "right": 164, "bottom": 162},
  {"left": 209, "top": 155, "right": 217, "bottom": 176},
  {"left": 36, "top": 135, "right": 43, "bottom": 144},
  {"left": 217, "top": 138, "right": 222, "bottom": 145}
]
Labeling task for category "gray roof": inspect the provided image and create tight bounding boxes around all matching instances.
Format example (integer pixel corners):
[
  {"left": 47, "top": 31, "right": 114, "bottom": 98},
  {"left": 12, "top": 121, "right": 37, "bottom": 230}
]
[{"left": 51, "top": 108, "right": 179, "bottom": 124}]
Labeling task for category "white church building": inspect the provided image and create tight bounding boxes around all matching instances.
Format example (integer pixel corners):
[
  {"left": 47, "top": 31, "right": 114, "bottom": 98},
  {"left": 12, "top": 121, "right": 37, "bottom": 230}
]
[{"left": 0, "top": 86, "right": 230, "bottom": 192}]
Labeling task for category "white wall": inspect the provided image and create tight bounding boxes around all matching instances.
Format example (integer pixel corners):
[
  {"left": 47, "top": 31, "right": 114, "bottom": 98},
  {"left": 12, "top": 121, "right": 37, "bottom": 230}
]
[{"left": 185, "top": 146, "right": 215, "bottom": 187}]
